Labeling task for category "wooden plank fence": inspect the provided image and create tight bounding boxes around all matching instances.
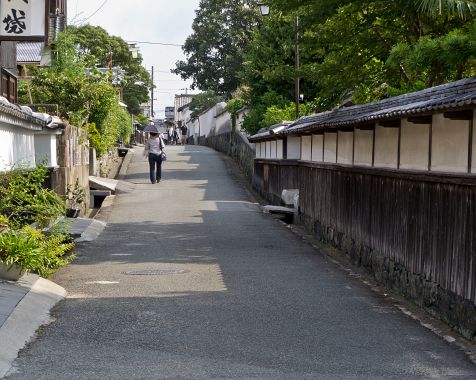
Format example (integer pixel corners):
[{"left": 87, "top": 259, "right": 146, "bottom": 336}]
[{"left": 254, "top": 159, "right": 476, "bottom": 339}]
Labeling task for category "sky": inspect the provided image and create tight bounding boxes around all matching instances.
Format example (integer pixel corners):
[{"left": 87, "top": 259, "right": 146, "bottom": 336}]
[{"left": 67, "top": 0, "right": 201, "bottom": 118}]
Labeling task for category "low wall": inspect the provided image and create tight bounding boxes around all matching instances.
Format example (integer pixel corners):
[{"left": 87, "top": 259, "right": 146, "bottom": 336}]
[
  {"left": 51, "top": 125, "right": 90, "bottom": 215},
  {"left": 206, "top": 131, "right": 255, "bottom": 181},
  {"left": 254, "top": 159, "right": 476, "bottom": 342}
]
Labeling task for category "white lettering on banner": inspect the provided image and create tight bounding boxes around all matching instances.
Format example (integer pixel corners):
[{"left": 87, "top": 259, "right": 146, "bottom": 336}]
[{"left": 0, "top": 0, "right": 45, "bottom": 38}]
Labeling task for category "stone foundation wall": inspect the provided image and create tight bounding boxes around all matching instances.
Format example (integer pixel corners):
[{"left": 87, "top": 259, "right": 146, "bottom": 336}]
[
  {"left": 299, "top": 214, "right": 476, "bottom": 342},
  {"left": 206, "top": 131, "right": 255, "bottom": 181}
]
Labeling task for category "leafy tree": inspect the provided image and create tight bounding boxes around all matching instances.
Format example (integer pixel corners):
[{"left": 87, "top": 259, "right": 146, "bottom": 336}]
[
  {"left": 19, "top": 31, "right": 133, "bottom": 157},
  {"left": 225, "top": 98, "right": 246, "bottom": 131},
  {"left": 174, "top": 0, "right": 260, "bottom": 97},
  {"left": 418, "top": 0, "right": 476, "bottom": 18},
  {"left": 67, "top": 25, "right": 151, "bottom": 115},
  {"left": 239, "top": 0, "right": 475, "bottom": 134}
]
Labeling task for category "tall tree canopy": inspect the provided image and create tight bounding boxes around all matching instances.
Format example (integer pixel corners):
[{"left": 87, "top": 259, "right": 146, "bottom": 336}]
[
  {"left": 19, "top": 32, "right": 133, "bottom": 157},
  {"left": 173, "top": 0, "right": 260, "bottom": 97},
  {"left": 171, "top": 0, "right": 475, "bottom": 134},
  {"left": 238, "top": 0, "right": 476, "bottom": 133},
  {"left": 67, "top": 25, "right": 152, "bottom": 115}
]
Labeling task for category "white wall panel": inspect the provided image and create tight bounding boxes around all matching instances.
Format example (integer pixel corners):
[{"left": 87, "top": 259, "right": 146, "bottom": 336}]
[
  {"left": 311, "top": 134, "right": 323, "bottom": 162},
  {"left": 431, "top": 113, "right": 469, "bottom": 173},
  {"left": 277, "top": 140, "right": 283, "bottom": 159},
  {"left": 374, "top": 125, "right": 398, "bottom": 168},
  {"left": 337, "top": 131, "right": 353, "bottom": 165},
  {"left": 354, "top": 129, "right": 373, "bottom": 166},
  {"left": 400, "top": 119, "right": 429, "bottom": 171},
  {"left": 287, "top": 136, "right": 301, "bottom": 159},
  {"left": 324, "top": 132, "right": 337, "bottom": 163},
  {"left": 301, "top": 136, "right": 312, "bottom": 161}
]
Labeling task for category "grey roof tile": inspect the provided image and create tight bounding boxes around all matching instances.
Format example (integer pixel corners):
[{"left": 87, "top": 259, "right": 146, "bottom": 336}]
[
  {"left": 250, "top": 77, "right": 476, "bottom": 140},
  {"left": 17, "top": 42, "right": 44, "bottom": 63}
]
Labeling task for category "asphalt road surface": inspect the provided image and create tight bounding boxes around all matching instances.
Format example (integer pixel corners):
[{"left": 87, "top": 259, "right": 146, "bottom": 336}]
[{"left": 6, "top": 145, "right": 476, "bottom": 379}]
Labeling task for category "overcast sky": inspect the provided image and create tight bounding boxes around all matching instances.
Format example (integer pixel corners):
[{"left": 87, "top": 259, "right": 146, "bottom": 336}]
[{"left": 67, "top": 0, "right": 200, "bottom": 118}]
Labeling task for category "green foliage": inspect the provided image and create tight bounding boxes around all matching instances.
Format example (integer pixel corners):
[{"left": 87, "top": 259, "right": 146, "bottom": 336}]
[
  {"left": 235, "top": 0, "right": 476, "bottom": 128},
  {"left": 225, "top": 98, "right": 246, "bottom": 131},
  {"left": 67, "top": 25, "right": 152, "bottom": 115},
  {"left": 174, "top": 0, "right": 260, "bottom": 96},
  {"left": 0, "top": 165, "right": 65, "bottom": 229},
  {"left": 190, "top": 90, "right": 224, "bottom": 119},
  {"left": 0, "top": 225, "right": 74, "bottom": 278},
  {"left": 418, "top": 0, "right": 476, "bottom": 18},
  {"left": 66, "top": 179, "right": 86, "bottom": 209},
  {"left": 387, "top": 25, "right": 476, "bottom": 89},
  {"left": 262, "top": 103, "right": 295, "bottom": 126},
  {"left": 20, "top": 30, "right": 134, "bottom": 158}
]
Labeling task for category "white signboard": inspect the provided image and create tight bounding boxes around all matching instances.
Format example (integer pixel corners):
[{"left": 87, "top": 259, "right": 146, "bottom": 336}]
[{"left": 0, "top": 0, "right": 46, "bottom": 40}]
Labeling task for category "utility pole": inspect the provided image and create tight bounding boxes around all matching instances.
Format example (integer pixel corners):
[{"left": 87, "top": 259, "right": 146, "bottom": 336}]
[
  {"left": 295, "top": 16, "right": 300, "bottom": 120},
  {"left": 150, "top": 66, "right": 154, "bottom": 119}
]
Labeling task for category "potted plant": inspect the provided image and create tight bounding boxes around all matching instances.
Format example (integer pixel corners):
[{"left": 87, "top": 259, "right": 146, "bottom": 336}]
[{"left": 65, "top": 179, "right": 86, "bottom": 218}]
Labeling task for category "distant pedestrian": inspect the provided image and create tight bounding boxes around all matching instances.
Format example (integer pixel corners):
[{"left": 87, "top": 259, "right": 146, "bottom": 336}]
[
  {"left": 144, "top": 132, "right": 165, "bottom": 184},
  {"left": 181, "top": 125, "right": 188, "bottom": 145},
  {"left": 167, "top": 125, "right": 174, "bottom": 145},
  {"left": 174, "top": 128, "right": 180, "bottom": 145}
]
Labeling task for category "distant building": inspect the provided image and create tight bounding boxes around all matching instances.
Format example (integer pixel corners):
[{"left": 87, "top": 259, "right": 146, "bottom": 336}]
[
  {"left": 165, "top": 106, "right": 175, "bottom": 123},
  {"left": 174, "top": 94, "right": 193, "bottom": 121}
]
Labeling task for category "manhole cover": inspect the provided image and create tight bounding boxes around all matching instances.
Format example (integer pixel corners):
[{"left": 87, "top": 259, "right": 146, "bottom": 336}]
[{"left": 122, "top": 269, "right": 188, "bottom": 276}]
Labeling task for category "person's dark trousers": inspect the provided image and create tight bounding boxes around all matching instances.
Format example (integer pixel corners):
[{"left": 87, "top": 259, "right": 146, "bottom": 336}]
[{"left": 148, "top": 153, "right": 163, "bottom": 183}]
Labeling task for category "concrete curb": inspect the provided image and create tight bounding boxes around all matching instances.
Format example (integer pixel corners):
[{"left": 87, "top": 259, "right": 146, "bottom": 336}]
[
  {"left": 0, "top": 276, "right": 66, "bottom": 378},
  {"left": 117, "top": 148, "right": 134, "bottom": 180}
]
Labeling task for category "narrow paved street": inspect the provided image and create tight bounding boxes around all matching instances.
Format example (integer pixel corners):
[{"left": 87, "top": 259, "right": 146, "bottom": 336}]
[{"left": 6, "top": 146, "right": 476, "bottom": 379}]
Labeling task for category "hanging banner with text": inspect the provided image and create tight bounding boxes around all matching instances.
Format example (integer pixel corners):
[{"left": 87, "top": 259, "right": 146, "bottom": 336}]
[{"left": 0, "top": 0, "right": 46, "bottom": 41}]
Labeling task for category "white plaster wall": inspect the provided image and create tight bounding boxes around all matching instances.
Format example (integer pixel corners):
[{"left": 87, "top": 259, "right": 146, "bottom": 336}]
[
  {"left": 257, "top": 142, "right": 263, "bottom": 159},
  {"left": 266, "top": 141, "right": 272, "bottom": 159},
  {"left": 354, "top": 129, "right": 373, "bottom": 166},
  {"left": 301, "top": 136, "right": 312, "bottom": 161},
  {"left": 287, "top": 136, "right": 301, "bottom": 159},
  {"left": 236, "top": 109, "right": 249, "bottom": 131},
  {"left": 337, "top": 131, "right": 353, "bottom": 165},
  {"left": 0, "top": 123, "right": 36, "bottom": 171},
  {"left": 472, "top": 112, "right": 476, "bottom": 173},
  {"left": 198, "top": 106, "right": 217, "bottom": 137},
  {"left": 216, "top": 109, "right": 232, "bottom": 134},
  {"left": 431, "top": 113, "right": 469, "bottom": 173},
  {"left": 270, "top": 140, "right": 277, "bottom": 158},
  {"left": 34, "top": 134, "right": 57, "bottom": 167},
  {"left": 374, "top": 125, "right": 399, "bottom": 168},
  {"left": 312, "top": 134, "right": 323, "bottom": 162},
  {"left": 277, "top": 140, "right": 283, "bottom": 159},
  {"left": 400, "top": 119, "right": 430, "bottom": 171},
  {"left": 324, "top": 132, "right": 337, "bottom": 163}
]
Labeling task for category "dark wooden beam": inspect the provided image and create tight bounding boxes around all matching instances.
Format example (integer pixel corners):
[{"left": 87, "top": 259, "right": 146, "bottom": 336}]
[
  {"left": 338, "top": 126, "right": 354, "bottom": 132},
  {"left": 379, "top": 119, "right": 401, "bottom": 128},
  {"left": 407, "top": 115, "right": 432, "bottom": 124},
  {"left": 355, "top": 123, "right": 374, "bottom": 130},
  {"left": 443, "top": 110, "right": 473, "bottom": 120}
]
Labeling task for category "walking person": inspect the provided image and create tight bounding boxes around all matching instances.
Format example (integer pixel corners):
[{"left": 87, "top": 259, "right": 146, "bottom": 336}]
[
  {"left": 174, "top": 128, "right": 181, "bottom": 145},
  {"left": 144, "top": 131, "right": 166, "bottom": 184},
  {"left": 167, "top": 124, "right": 174, "bottom": 145},
  {"left": 181, "top": 125, "right": 188, "bottom": 145}
]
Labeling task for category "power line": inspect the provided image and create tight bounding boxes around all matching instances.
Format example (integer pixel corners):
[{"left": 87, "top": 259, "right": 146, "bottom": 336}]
[
  {"left": 81, "top": 0, "right": 109, "bottom": 23},
  {"left": 127, "top": 40, "right": 183, "bottom": 47}
]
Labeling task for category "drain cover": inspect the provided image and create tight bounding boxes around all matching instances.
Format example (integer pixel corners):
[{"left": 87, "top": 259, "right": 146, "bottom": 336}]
[{"left": 122, "top": 269, "right": 188, "bottom": 276}]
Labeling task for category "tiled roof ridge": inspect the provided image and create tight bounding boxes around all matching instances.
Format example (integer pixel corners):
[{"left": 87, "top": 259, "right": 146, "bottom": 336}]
[
  {"left": 287, "top": 76, "right": 476, "bottom": 133},
  {"left": 0, "top": 99, "right": 46, "bottom": 126}
]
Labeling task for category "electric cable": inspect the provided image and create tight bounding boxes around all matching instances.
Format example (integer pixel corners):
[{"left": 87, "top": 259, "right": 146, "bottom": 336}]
[{"left": 81, "top": 0, "right": 109, "bottom": 23}]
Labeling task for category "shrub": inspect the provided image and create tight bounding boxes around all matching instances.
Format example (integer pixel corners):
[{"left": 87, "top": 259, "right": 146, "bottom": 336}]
[
  {"left": 0, "top": 165, "right": 65, "bottom": 228},
  {"left": 0, "top": 225, "right": 74, "bottom": 278}
]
